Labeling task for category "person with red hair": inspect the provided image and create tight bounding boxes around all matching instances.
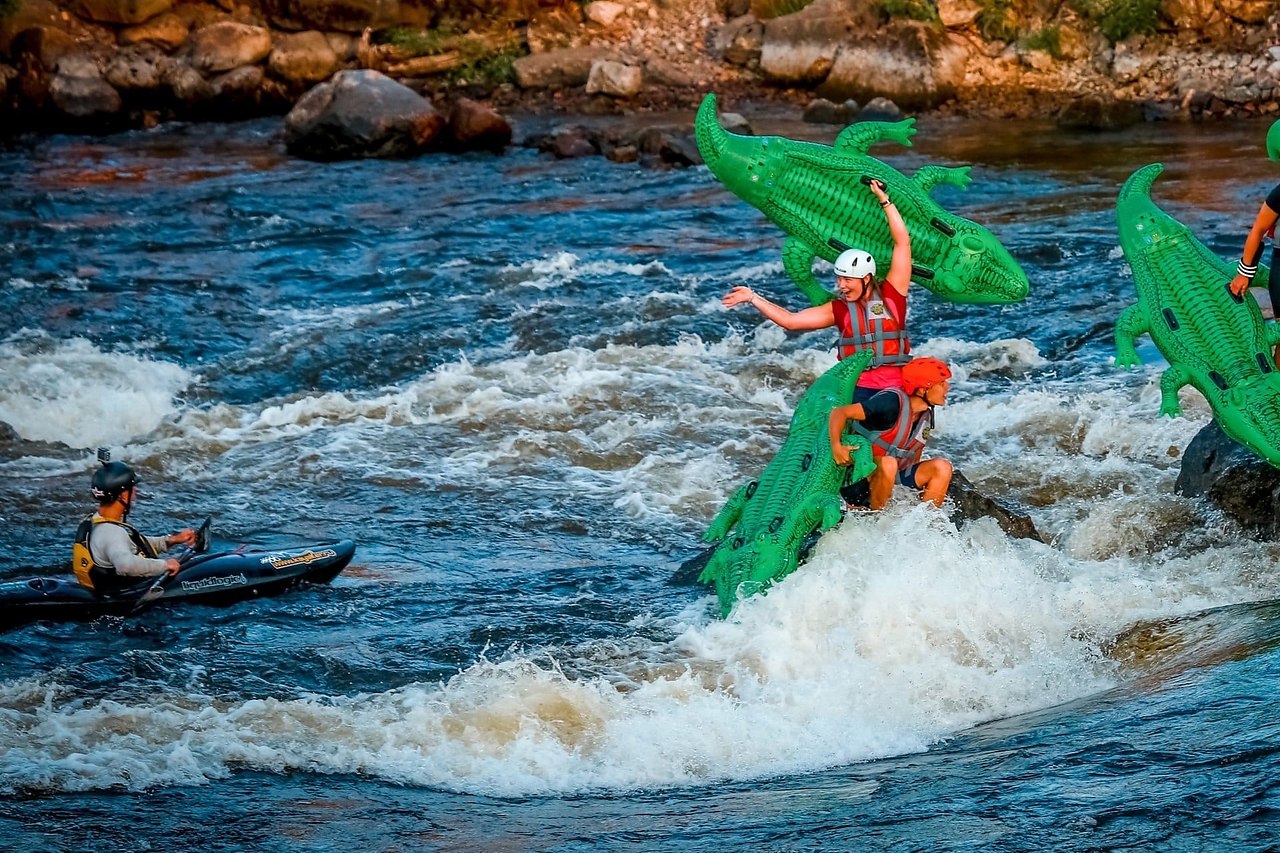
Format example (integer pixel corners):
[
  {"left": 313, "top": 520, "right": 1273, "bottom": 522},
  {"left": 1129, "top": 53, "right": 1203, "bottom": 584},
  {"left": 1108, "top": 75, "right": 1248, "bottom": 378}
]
[{"left": 826, "top": 357, "right": 954, "bottom": 510}]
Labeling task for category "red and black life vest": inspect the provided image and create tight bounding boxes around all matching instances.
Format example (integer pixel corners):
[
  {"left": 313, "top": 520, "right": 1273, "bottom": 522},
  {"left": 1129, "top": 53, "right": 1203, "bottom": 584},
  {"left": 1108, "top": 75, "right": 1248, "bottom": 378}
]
[
  {"left": 832, "top": 296, "right": 910, "bottom": 366},
  {"left": 850, "top": 388, "right": 929, "bottom": 464},
  {"left": 72, "top": 514, "right": 158, "bottom": 593}
]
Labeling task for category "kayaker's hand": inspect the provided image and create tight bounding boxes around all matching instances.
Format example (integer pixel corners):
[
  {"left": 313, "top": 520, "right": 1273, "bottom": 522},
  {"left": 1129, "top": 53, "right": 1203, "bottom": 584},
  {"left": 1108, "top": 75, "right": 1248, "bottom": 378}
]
[
  {"left": 832, "top": 443, "right": 852, "bottom": 467},
  {"left": 1229, "top": 273, "right": 1251, "bottom": 298},
  {"left": 166, "top": 528, "right": 196, "bottom": 548},
  {"left": 723, "top": 286, "right": 757, "bottom": 309},
  {"left": 164, "top": 558, "right": 181, "bottom": 576}
]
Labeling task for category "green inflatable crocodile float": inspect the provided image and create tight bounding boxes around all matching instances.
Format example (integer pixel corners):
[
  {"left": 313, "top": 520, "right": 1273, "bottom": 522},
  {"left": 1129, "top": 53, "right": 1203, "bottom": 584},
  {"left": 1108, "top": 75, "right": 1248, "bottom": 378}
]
[
  {"left": 1115, "top": 162, "right": 1280, "bottom": 467},
  {"left": 694, "top": 93, "right": 1029, "bottom": 307},
  {"left": 699, "top": 350, "right": 878, "bottom": 616}
]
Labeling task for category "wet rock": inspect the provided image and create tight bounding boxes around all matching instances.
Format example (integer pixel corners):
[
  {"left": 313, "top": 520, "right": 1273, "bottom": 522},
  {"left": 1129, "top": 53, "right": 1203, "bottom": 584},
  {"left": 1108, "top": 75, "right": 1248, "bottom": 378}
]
[
  {"left": 284, "top": 69, "right": 445, "bottom": 160},
  {"left": 188, "top": 22, "right": 272, "bottom": 74},
  {"left": 585, "top": 59, "right": 642, "bottom": 98},
  {"left": 857, "top": 96, "right": 904, "bottom": 121},
  {"left": 720, "top": 111, "right": 752, "bottom": 134},
  {"left": 643, "top": 56, "right": 696, "bottom": 89},
  {"left": 803, "top": 96, "right": 858, "bottom": 124},
  {"left": 74, "top": 0, "right": 174, "bottom": 25},
  {"left": 635, "top": 126, "right": 701, "bottom": 167},
  {"left": 268, "top": 30, "right": 338, "bottom": 83},
  {"left": 541, "top": 124, "right": 598, "bottom": 158},
  {"left": 11, "top": 26, "right": 80, "bottom": 73},
  {"left": 50, "top": 72, "right": 121, "bottom": 117},
  {"left": 759, "top": 0, "right": 862, "bottom": 86},
  {"left": 447, "top": 97, "right": 511, "bottom": 152},
  {"left": 325, "top": 31, "right": 358, "bottom": 63},
  {"left": 946, "top": 471, "right": 1043, "bottom": 542},
  {"left": 119, "top": 12, "right": 190, "bottom": 51},
  {"left": 105, "top": 44, "right": 172, "bottom": 90},
  {"left": 211, "top": 64, "right": 262, "bottom": 100},
  {"left": 165, "top": 61, "right": 214, "bottom": 102},
  {"left": 1177, "top": 420, "right": 1280, "bottom": 537},
  {"left": 607, "top": 143, "right": 638, "bottom": 163},
  {"left": 513, "top": 47, "right": 622, "bottom": 89}
]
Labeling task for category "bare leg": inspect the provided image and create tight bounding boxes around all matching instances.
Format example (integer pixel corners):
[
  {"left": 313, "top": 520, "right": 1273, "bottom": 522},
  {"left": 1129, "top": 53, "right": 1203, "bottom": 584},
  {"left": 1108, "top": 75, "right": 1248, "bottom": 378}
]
[
  {"left": 913, "top": 458, "right": 954, "bottom": 507},
  {"left": 868, "top": 456, "right": 899, "bottom": 510}
]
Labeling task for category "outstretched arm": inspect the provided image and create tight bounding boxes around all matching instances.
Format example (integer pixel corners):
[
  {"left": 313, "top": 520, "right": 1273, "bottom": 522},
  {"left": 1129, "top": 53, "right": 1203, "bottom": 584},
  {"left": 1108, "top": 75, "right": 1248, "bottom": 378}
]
[
  {"left": 869, "top": 180, "right": 911, "bottom": 297},
  {"left": 723, "top": 286, "right": 837, "bottom": 331},
  {"left": 1231, "top": 201, "right": 1279, "bottom": 297},
  {"left": 828, "top": 403, "right": 867, "bottom": 466}
]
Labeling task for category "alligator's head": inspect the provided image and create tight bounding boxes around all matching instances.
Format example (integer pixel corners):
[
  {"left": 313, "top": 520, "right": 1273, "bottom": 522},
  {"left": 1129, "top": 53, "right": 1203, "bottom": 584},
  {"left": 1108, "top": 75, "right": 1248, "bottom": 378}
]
[
  {"left": 695, "top": 93, "right": 788, "bottom": 211},
  {"left": 1212, "top": 373, "right": 1280, "bottom": 468},
  {"left": 708, "top": 533, "right": 800, "bottom": 616},
  {"left": 927, "top": 220, "right": 1030, "bottom": 304}
]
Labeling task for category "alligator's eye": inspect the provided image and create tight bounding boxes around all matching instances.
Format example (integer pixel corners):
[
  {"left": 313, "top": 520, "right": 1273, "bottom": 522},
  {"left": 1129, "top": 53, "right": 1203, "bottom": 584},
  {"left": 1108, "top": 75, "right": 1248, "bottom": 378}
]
[{"left": 960, "top": 234, "right": 985, "bottom": 254}]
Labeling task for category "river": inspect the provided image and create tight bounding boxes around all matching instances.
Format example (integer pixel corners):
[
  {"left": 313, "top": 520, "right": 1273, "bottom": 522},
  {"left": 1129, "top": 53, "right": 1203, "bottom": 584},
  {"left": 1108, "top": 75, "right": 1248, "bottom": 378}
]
[{"left": 1, "top": 111, "right": 1278, "bottom": 851}]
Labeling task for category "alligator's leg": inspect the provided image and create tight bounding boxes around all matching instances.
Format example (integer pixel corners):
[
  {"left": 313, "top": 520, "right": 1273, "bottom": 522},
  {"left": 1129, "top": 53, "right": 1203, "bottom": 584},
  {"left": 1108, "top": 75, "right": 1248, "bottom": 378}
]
[
  {"left": 1159, "top": 364, "right": 1191, "bottom": 417},
  {"left": 1115, "top": 304, "right": 1149, "bottom": 368},
  {"left": 913, "top": 165, "right": 972, "bottom": 194},
  {"left": 782, "top": 237, "right": 834, "bottom": 307},
  {"left": 835, "top": 118, "right": 917, "bottom": 154},
  {"left": 843, "top": 438, "right": 877, "bottom": 485},
  {"left": 1265, "top": 320, "right": 1280, "bottom": 351},
  {"left": 702, "top": 480, "right": 753, "bottom": 542}
]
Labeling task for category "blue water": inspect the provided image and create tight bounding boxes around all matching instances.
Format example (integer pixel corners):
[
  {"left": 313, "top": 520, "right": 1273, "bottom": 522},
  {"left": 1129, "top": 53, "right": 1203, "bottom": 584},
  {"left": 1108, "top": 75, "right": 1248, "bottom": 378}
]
[{"left": 2, "top": 113, "right": 1279, "bottom": 851}]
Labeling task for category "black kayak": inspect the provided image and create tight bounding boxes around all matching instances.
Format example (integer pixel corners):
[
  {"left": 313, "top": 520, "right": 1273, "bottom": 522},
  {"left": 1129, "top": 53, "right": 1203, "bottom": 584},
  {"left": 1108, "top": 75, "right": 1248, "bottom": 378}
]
[{"left": 0, "top": 538, "right": 356, "bottom": 631}]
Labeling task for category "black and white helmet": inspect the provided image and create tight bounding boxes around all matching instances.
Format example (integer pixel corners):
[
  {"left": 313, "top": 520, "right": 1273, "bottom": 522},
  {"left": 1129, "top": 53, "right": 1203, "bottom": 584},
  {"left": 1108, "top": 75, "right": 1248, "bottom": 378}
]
[{"left": 91, "top": 461, "right": 138, "bottom": 502}]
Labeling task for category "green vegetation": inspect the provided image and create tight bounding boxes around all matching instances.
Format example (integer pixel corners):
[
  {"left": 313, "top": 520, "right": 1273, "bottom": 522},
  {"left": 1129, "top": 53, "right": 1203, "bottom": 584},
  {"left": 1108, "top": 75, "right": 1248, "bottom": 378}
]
[
  {"left": 448, "top": 44, "right": 521, "bottom": 86},
  {"left": 1019, "top": 25, "right": 1061, "bottom": 57},
  {"left": 975, "top": 0, "right": 1018, "bottom": 42},
  {"left": 1070, "top": 0, "right": 1160, "bottom": 42},
  {"left": 881, "top": 0, "right": 939, "bottom": 23},
  {"left": 0, "top": 0, "right": 18, "bottom": 19},
  {"left": 374, "top": 25, "right": 457, "bottom": 56}
]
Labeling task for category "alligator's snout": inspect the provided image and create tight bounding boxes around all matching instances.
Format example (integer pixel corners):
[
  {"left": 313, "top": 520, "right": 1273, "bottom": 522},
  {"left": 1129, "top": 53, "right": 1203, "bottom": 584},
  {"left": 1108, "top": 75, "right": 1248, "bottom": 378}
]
[{"left": 932, "top": 229, "right": 1029, "bottom": 304}]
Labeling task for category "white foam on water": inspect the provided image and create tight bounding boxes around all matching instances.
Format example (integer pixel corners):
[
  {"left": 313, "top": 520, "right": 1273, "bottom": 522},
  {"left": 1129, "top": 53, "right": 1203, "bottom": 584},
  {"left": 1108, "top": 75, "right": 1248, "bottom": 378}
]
[
  {"left": 0, "top": 332, "right": 193, "bottom": 448},
  {"left": 506, "top": 252, "right": 675, "bottom": 290},
  {"left": 5, "top": 502, "right": 1274, "bottom": 798}
]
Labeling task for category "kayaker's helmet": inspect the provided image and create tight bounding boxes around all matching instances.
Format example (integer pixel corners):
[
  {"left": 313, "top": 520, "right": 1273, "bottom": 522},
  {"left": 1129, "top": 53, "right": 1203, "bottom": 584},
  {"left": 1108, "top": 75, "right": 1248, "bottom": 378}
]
[
  {"left": 834, "top": 249, "right": 876, "bottom": 279},
  {"left": 91, "top": 461, "right": 138, "bottom": 503},
  {"left": 1268, "top": 118, "right": 1280, "bottom": 162},
  {"left": 902, "top": 357, "right": 952, "bottom": 396}
]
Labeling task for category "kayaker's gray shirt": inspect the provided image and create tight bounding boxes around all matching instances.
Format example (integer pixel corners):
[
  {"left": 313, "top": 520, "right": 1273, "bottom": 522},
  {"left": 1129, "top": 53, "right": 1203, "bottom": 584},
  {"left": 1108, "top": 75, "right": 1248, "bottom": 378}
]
[{"left": 88, "top": 519, "right": 169, "bottom": 577}]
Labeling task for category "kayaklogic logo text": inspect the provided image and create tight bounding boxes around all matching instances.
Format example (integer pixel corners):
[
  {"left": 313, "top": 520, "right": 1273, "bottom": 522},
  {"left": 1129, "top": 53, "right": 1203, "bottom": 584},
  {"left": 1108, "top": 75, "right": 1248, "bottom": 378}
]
[{"left": 259, "top": 549, "right": 338, "bottom": 570}]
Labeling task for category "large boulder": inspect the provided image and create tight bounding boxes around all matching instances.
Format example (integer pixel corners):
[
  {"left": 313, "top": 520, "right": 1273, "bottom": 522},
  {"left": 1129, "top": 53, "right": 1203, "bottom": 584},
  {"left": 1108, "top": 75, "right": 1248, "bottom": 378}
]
[
  {"left": 513, "top": 47, "right": 624, "bottom": 89},
  {"left": 0, "top": 0, "right": 67, "bottom": 55},
  {"left": 188, "top": 22, "right": 272, "bottom": 74},
  {"left": 759, "top": 0, "right": 865, "bottom": 86},
  {"left": 1177, "top": 420, "right": 1280, "bottom": 537},
  {"left": 284, "top": 69, "right": 445, "bottom": 160},
  {"left": 73, "top": 0, "right": 173, "bottom": 25},
  {"left": 50, "top": 70, "right": 122, "bottom": 117},
  {"left": 268, "top": 30, "right": 338, "bottom": 83},
  {"left": 585, "top": 59, "right": 641, "bottom": 98},
  {"left": 1219, "top": 0, "right": 1272, "bottom": 23},
  {"left": 818, "top": 22, "right": 970, "bottom": 109}
]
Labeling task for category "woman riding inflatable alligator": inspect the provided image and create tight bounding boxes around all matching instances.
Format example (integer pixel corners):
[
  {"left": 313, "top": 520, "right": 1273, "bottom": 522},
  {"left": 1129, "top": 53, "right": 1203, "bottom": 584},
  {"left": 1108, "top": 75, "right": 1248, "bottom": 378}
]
[{"left": 723, "top": 178, "right": 913, "bottom": 402}]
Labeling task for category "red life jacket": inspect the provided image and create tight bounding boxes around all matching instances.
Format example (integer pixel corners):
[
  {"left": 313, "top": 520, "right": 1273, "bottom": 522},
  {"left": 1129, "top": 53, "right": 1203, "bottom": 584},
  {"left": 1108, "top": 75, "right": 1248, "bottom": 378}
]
[
  {"left": 850, "top": 388, "right": 929, "bottom": 464},
  {"left": 831, "top": 295, "right": 910, "bottom": 366}
]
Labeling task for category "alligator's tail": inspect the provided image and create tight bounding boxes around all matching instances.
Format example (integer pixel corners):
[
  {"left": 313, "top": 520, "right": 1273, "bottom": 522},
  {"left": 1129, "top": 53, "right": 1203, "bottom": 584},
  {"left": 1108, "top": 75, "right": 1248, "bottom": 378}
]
[
  {"left": 1119, "top": 162, "right": 1164, "bottom": 206},
  {"left": 695, "top": 93, "right": 730, "bottom": 170}
]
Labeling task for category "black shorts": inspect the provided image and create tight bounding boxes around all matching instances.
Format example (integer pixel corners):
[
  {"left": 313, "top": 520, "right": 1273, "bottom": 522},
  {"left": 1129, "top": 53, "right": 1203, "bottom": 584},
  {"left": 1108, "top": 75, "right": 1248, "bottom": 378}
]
[{"left": 839, "top": 462, "right": 920, "bottom": 507}]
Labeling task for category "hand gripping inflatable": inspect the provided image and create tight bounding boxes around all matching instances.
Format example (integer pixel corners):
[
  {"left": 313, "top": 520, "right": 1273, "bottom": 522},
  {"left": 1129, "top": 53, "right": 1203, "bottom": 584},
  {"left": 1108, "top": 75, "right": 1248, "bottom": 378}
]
[
  {"left": 699, "top": 350, "right": 877, "bottom": 617},
  {"left": 694, "top": 93, "right": 1029, "bottom": 306},
  {"left": 1115, "top": 163, "right": 1280, "bottom": 467}
]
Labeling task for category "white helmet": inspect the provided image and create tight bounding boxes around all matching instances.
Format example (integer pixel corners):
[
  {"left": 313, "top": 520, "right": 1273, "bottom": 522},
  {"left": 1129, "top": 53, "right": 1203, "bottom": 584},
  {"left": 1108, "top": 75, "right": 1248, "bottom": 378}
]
[{"left": 834, "top": 249, "right": 876, "bottom": 279}]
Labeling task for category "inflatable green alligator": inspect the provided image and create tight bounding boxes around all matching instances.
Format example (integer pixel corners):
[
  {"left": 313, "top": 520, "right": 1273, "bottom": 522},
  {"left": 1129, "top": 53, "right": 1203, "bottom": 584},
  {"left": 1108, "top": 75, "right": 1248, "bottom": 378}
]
[
  {"left": 1115, "top": 162, "right": 1280, "bottom": 467},
  {"left": 694, "top": 93, "right": 1029, "bottom": 307},
  {"left": 699, "top": 350, "right": 877, "bottom": 616}
]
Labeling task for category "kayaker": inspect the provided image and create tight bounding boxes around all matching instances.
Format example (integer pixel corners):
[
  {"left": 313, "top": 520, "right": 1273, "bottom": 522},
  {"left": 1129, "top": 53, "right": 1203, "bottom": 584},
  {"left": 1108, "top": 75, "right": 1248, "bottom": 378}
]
[
  {"left": 72, "top": 453, "right": 196, "bottom": 594},
  {"left": 722, "top": 177, "right": 912, "bottom": 400},
  {"left": 827, "top": 356, "right": 953, "bottom": 510}
]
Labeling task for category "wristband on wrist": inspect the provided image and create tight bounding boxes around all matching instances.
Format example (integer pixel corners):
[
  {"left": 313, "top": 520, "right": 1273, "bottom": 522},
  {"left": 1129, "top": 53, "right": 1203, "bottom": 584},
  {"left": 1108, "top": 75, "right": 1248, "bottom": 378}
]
[
  {"left": 1239, "top": 260, "right": 1258, "bottom": 280},
  {"left": 879, "top": 199, "right": 891, "bottom": 207}
]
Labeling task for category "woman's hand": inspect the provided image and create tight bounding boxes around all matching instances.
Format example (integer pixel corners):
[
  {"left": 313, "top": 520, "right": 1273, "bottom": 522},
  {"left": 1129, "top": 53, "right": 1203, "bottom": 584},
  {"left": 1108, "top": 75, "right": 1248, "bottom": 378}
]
[
  {"left": 867, "top": 178, "right": 889, "bottom": 204},
  {"left": 723, "top": 285, "right": 758, "bottom": 308},
  {"left": 831, "top": 443, "right": 852, "bottom": 467},
  {"left": 1230, "top": 273, "right": 1252, "bottom": 298}
]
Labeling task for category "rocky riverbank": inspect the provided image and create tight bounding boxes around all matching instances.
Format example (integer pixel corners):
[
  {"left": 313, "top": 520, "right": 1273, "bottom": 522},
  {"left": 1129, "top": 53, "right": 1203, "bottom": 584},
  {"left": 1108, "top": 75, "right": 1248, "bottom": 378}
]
[{"left": 2, "top": 0, "right": 1280, "bottom": 155}]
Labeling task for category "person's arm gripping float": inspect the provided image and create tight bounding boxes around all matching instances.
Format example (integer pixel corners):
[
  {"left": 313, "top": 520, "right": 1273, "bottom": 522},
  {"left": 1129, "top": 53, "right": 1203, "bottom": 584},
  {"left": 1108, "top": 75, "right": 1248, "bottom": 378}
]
[
  {"left": 827, "top": 402, "right": 868, "bottom": 468},
  {"left": 1230, "top": 200, "right": 1278, "bottom": 298},
  {"left": 870, "top": 178, "right": 912, "bottom": 298}
]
